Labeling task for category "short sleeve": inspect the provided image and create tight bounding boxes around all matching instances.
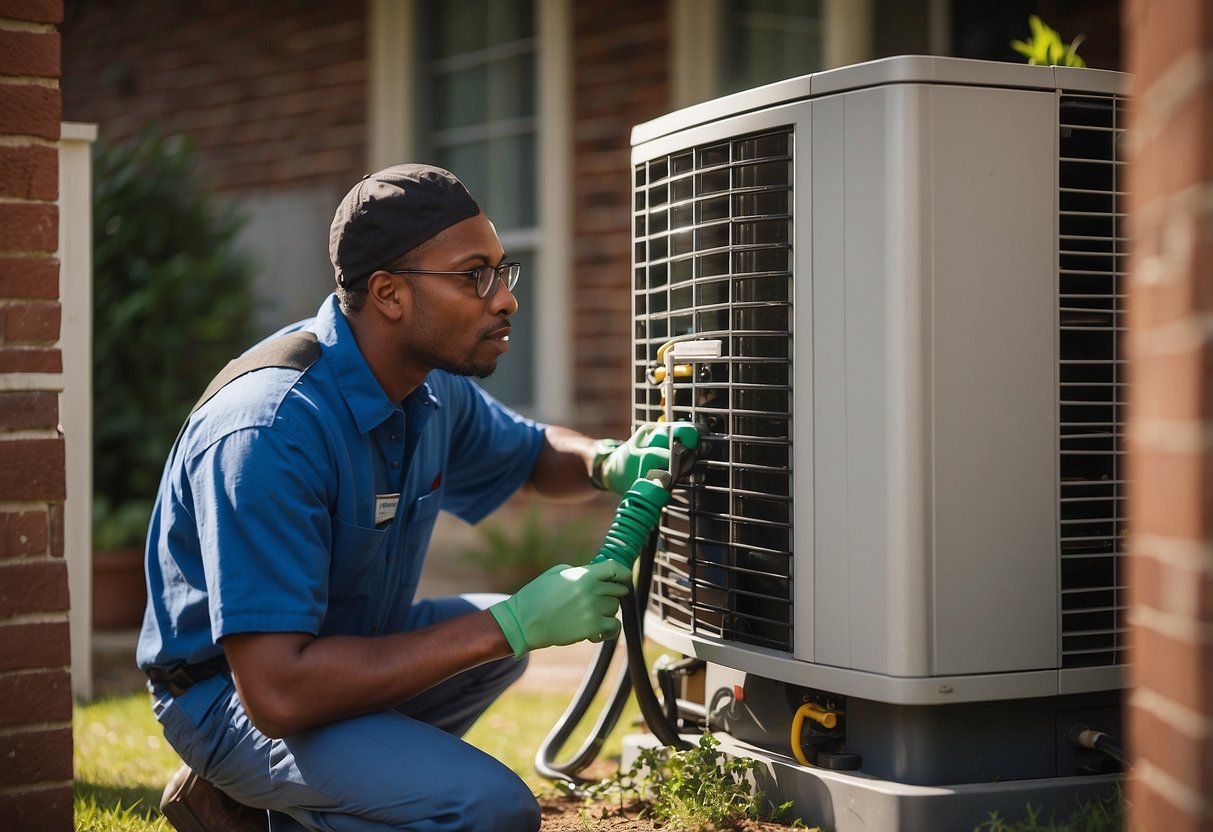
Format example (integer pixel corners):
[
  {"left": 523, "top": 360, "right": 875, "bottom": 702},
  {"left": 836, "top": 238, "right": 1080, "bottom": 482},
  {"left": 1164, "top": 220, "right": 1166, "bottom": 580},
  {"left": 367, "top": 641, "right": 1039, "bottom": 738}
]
[{"left": 188, "top": 426, "right": 335, "bottom": 640}]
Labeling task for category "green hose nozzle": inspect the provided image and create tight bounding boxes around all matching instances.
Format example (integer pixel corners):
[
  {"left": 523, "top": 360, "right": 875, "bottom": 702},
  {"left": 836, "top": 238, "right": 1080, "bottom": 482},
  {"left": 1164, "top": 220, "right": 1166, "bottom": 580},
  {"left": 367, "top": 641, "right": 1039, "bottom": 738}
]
[{"left": 591, "top": 477, "right": 672, "bottom": 570}]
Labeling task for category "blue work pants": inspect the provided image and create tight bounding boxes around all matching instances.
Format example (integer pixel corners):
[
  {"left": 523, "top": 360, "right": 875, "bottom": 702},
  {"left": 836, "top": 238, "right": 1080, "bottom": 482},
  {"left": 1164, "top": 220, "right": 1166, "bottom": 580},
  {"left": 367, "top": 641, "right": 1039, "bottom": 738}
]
[{"left": 150, "top": 595, "right": 539, "bottom": 832}]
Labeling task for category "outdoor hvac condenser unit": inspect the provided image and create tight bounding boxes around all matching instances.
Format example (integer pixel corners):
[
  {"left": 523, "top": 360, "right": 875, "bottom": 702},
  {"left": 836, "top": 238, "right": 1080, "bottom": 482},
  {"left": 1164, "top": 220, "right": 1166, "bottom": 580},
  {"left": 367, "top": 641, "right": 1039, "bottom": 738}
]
[{"left": 629, "top": 55, "right": 1129, "bottom": 829}]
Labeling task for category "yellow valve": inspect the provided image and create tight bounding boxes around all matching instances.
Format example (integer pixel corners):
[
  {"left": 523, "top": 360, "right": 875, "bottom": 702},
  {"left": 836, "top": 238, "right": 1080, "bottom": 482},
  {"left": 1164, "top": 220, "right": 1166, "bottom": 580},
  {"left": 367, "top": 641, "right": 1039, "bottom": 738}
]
[
  {"left": 653, "top": 336, "right": 721, "bottom": 422},
  {"left": 790, "top": 702, "right": 838, "bottom": 767},
  {"left": 802, "top": 701, "right": 838, "bottom": 729},
  {"left": 647, "top": 364, "right": 693, "bottom": 385}
]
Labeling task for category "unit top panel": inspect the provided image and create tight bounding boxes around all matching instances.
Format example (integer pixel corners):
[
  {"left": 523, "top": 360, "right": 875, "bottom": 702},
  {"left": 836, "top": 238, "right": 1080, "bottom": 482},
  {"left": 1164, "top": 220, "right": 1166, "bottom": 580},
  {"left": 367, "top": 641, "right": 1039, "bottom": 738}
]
[{"left": 632, "top": 55, "right": 1129, "bottom": 148}]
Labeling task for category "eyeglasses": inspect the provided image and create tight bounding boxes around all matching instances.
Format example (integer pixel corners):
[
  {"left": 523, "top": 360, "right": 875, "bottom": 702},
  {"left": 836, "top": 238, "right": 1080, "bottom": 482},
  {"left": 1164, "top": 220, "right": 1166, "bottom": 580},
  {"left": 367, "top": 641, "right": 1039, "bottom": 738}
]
[{"left": 382, "top": 262, "right": 521, "bottom": 299}]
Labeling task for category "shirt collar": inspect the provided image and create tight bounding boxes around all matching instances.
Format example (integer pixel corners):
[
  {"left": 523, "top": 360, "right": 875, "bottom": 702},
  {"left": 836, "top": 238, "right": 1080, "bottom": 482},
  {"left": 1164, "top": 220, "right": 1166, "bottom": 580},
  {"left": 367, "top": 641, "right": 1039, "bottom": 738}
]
[{"left": 311, "top": 294, "right": 441, "bottom": 434}]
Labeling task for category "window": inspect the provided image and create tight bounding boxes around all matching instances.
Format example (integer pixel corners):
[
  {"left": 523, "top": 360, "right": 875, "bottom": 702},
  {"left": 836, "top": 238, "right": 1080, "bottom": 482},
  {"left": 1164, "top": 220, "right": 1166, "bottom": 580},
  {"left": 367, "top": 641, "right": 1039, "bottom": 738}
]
[
  {"left": 719, "top": 0, "right": 825, "bottom": 95},
  {"left": 418, "top": 0, "right": 539, "bottom": 409},
  {"left": 672, "top": 0, "right": 843, "bottom": 108},
  {"left": 370, "top": 0, "right": 570, "bottom": 419}
]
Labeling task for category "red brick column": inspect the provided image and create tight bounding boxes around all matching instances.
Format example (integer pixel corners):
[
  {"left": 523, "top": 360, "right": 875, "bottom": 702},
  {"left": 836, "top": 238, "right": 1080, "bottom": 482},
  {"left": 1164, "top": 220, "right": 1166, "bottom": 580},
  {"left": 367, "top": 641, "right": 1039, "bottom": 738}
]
[
  {"left": 1124, "top": 0, "right": 1213, "bottom": 829},
  {"left": 0, "top": 1, "right": 73, "bottom": 830}
]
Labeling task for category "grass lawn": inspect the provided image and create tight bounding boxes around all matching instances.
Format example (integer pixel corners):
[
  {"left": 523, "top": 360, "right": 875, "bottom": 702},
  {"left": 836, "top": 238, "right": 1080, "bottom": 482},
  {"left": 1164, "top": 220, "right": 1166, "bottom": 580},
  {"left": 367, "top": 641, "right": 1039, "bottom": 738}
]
[{"left": 74, "top": 692, "right": 176, "bottom": 832}]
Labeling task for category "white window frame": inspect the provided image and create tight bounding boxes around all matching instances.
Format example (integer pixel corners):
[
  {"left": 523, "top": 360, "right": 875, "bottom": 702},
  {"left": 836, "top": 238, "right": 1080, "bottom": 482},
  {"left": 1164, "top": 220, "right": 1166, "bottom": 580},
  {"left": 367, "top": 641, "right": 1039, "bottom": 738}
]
[{"left": 368, "top": 0, "right": 572, "bottom": 422}]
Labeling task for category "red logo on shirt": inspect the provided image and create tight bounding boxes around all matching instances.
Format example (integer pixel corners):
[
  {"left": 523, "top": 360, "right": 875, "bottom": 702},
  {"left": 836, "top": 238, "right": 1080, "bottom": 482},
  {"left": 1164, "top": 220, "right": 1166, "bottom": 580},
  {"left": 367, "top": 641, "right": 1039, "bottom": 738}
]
[{"left": 430, "top": 473, "right": 442, "bottom": 491}]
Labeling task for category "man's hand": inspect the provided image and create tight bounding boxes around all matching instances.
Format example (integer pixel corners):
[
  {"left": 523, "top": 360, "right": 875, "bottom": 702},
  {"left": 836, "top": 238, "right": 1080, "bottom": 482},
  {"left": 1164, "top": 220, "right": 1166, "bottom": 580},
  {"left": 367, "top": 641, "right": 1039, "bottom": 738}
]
[
  {"left": 489, "top": 560, "right": 632, "bottom": 658},
  {"left": 592, "top": 422, "right": 699, "bottom": 494}
]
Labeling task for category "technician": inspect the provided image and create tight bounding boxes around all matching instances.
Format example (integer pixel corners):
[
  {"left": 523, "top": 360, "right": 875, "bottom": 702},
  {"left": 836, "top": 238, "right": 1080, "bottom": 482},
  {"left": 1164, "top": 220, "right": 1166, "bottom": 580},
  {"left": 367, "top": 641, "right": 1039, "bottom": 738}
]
[{"left": 137, "top": 164, "right": 690, "bottom": 832}]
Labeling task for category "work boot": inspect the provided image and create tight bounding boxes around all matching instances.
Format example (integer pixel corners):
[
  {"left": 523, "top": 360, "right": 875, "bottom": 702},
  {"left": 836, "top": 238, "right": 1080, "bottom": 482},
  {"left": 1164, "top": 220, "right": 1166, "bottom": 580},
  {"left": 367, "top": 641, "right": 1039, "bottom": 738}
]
[{"left": 160, "top": 762, "right": 267, "bottom": 832}]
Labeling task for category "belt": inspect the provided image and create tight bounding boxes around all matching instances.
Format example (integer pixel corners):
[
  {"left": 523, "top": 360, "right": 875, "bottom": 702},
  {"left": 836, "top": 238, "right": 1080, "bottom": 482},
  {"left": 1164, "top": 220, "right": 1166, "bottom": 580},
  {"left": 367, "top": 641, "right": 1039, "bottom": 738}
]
[{"left": 146, "top": 655, "right": 229, "bottom": 695}]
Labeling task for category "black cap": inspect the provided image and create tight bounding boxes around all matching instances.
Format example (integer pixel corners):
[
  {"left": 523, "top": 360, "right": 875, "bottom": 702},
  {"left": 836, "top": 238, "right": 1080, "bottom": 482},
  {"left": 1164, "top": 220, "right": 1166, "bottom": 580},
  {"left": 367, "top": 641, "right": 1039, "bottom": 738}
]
[{"left": 329, "top": 164, "right": 481, "bottom": 288}]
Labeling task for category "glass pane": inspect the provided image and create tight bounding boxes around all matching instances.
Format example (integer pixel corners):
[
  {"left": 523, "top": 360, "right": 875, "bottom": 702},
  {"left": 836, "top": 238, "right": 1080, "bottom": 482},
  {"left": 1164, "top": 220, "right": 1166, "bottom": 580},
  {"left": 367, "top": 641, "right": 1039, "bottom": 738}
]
[
  {"left": 488, "top": 0, "right": 534, "bottom": 43},
  {"left": 475, "top": 247, "right": 535, "bottom": 408},
  {"left": 437, "top": 143, "right": 489, "bottom": 200},
  {"left": 437, "top": 0, "right": 490, "bottom": 56},
  {"left": 488, "top": 133, "right": 536, "bottom": 229},
  {"left": 490, "top": 52, "right": 536, "bottom": 121},
  {"left": 436, "top": 66, "right": 487, "bottom": 130}
]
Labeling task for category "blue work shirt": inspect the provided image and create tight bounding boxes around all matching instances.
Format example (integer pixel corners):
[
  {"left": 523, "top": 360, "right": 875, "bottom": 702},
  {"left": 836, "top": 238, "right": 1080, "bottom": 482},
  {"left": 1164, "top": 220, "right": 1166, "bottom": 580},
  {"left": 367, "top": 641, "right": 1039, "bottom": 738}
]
[{"left": 137, "top": 294, "right": 546, "bottom": 671}]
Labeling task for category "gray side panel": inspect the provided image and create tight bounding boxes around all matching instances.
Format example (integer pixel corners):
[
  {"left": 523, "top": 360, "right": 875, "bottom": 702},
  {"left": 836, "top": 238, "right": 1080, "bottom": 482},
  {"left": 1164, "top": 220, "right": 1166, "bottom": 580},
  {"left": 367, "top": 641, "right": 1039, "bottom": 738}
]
[
  {"left": 810, "top": 93, "right": 850, "bottom": 669},
  {"left": 840, "top": 87, "right": 896, "bottom": 674},
  {"left": 929, "top": 86, "right": 1059, "bottom": 674},
  {"left": 815, "top": 84, "right": 936, "bottom": 678}
]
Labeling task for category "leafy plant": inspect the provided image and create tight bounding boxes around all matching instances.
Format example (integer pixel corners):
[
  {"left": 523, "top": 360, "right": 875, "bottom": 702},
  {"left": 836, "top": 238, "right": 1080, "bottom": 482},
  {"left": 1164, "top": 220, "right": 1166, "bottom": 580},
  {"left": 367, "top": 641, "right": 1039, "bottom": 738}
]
[
  {"left": 1011, "top": 15, "right": 1087, "bottom": 67},
  {"left": 579, "top": 733, "right": 808, "bottom": 830},
  {"left": 460, "top": 505, "right": 602, "bottom": 592},
  {"left": 91, "top": 128, "right": 254, "bottom": 549}
]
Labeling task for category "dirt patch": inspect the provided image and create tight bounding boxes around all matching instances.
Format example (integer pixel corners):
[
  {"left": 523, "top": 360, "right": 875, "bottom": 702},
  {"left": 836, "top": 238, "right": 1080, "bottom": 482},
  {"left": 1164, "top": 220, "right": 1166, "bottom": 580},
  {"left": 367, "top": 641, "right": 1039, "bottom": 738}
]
[
  {"left": 533, "top": 760, "right": 804, "bottom": 832},
  {"left": 537, "top": 793, "right": 801, "bottom": 831}
]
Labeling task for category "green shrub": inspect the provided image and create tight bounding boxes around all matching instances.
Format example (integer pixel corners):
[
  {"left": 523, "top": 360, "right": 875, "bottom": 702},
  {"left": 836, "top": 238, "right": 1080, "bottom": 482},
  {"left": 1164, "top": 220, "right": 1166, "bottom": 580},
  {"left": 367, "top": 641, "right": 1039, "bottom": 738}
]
[{"left": 92, "top": 129, "right": 254, "bottom": 548}]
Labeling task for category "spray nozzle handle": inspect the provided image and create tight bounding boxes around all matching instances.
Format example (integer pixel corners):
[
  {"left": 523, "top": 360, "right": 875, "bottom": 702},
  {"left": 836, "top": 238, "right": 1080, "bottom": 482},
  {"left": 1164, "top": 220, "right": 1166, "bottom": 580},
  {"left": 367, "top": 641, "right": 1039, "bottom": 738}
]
[{"left": 667, "top": 437, "right": 696, "bottom": 484}]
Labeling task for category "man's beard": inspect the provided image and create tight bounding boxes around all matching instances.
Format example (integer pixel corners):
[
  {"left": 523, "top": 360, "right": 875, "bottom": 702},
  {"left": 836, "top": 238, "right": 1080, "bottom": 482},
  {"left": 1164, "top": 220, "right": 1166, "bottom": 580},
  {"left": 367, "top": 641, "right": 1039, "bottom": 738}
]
[
  {"left": 460, "top": 359, "right": 497, "bottom": 379},
  {"left": 453, "top": 322, "right": 507, "bottom": 378},
  {"left": 441, "top": 341, "right": 500, "bottom": 379},
  {"left": 407, "top": 311, "right": 505, "bottom": 380}
]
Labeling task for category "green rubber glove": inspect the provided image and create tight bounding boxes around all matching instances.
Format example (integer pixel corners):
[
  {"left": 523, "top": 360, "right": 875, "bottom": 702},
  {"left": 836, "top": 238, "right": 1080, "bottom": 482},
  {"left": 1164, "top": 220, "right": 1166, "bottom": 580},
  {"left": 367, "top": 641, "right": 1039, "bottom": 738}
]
[
  {"left": 489, "top": 559, "right": 633, "bottom": 658},
  {"left": 592, "top": 422, "right": 699, "bottom": 494}
]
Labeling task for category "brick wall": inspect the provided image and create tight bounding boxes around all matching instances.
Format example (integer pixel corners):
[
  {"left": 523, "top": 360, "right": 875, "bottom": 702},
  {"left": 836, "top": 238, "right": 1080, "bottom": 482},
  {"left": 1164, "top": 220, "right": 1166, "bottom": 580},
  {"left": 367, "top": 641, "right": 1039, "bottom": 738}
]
[
  {"left": 0, "top": 1, "right": 73, "bottom": 830},
  {"left": 571, "top": 2, "right": 670, "bottom": 438},
  {"left": 1124, "top": 0, "right": 1213, "bottom": 829},
  {"left": 60, "top": 0, "right": 367, "bottom": 194}
]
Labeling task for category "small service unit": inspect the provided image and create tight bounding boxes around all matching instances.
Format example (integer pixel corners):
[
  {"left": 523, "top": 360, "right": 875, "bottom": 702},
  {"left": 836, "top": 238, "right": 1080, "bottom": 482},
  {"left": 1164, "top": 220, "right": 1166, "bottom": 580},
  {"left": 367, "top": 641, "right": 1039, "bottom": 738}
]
[{"left": 629, "top": 55, "right": 1128, "bottom": 830}]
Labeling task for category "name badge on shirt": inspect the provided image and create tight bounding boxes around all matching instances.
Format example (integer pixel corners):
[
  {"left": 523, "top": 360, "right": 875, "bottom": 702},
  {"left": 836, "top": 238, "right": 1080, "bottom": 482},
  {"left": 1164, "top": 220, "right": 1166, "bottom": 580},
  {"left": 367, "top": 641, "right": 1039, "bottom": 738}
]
[{"left": 374, "top": 493, "right": 400, "bottom": 526}]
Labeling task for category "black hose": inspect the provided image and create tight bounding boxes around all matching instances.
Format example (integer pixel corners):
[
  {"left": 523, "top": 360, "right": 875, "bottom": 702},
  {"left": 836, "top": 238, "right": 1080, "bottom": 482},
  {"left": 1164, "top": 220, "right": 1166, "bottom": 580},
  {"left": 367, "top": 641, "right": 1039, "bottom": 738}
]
[
  {"left": 535, "top": 531, "right": 690, "bottom": 786},
  {"left": 1090, "top": 733, "right": 1129, "bottom": 767},
  {"left": 622, "top": 535, "right": 692, "bottom": 751},
  {"left": 1071, "top": 725, "right": 1130, "bottom": 769},
  {"left": 533, "top": 634, "right": 633, "bottom": 784},
  {"left": 657, "top": 663, "right": 681, "bottom": 728}
]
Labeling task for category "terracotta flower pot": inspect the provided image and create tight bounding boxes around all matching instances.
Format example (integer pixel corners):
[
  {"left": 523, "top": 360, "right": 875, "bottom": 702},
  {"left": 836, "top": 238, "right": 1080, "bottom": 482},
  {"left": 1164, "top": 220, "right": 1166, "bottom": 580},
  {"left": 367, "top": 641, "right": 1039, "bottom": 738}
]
[{"left": 92, "top": 548, "right": 147, "bottom": 630}]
